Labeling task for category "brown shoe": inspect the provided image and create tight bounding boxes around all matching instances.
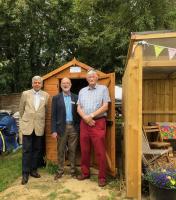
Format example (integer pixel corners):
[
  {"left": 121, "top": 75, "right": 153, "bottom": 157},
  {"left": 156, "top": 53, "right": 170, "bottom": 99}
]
[
  {"left": 70, "top": 171, "right": 76, "bottom": 178},
  {"left": 54, "top": 172, "right": 63, "bottom": 180},
  {"left": 98, "top": 179, "right": 106, "bottom": 187},
  {"left": 77, "top": 174, "right": 90, "bottom": 181},
  {"left": 30, "top": 171, "right": 41, "bottom": 178}
]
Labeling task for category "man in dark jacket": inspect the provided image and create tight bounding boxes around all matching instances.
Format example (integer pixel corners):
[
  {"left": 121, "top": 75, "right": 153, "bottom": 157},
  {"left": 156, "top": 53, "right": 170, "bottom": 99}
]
[{"left": 51, "top": 77, "right": 80, "bottom": 179}]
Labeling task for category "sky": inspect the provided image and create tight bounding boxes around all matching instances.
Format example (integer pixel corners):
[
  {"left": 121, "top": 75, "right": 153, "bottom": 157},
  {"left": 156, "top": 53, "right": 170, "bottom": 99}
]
[{"left": 115, "top": 85, "right": 122, "bottom": 100}]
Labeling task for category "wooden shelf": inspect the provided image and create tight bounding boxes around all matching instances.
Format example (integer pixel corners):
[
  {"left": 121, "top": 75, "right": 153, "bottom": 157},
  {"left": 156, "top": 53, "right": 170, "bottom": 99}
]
[{"left": 143, "top": 110, "right": 176, "bottom": 114}]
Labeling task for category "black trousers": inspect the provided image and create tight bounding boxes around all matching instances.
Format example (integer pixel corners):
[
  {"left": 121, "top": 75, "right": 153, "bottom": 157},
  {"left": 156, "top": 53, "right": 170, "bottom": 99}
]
[{"left": 22, "top": 131, "right": 42, "bottom": 175}]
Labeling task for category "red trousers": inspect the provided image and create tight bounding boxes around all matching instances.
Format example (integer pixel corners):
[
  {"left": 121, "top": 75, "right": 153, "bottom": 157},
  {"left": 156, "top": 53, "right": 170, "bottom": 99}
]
[{"left": 80, "top": 118, "right": 106, "bottom": 180}]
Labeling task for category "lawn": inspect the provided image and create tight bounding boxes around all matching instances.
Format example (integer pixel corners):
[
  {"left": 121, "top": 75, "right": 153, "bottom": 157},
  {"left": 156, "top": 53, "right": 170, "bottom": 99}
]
[
  {"left": 0, "top": 150, "right": 22, "bottom": 192},
  {"left": 0, "top": 150, "right": 127, "bottom": 200}
]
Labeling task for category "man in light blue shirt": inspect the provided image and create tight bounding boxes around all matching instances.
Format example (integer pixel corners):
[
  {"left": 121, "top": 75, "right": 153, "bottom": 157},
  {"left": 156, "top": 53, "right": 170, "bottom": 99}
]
[{"left": 51, "top": 78, "right": 80, "bottom": 179}]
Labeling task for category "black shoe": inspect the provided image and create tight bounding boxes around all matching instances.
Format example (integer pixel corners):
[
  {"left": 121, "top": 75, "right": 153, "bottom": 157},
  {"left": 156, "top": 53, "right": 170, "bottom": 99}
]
[
  {"left": 30, "top": 171, "right": 41, "bottom": 178},
  {"left": 21, "top": 174, "right": 29, "bottom": 185}
]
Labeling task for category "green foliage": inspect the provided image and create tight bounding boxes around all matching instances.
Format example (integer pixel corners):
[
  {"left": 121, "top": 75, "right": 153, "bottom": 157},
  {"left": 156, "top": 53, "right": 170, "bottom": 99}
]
[
  {"left": 47, "top": 191, "right": 58, "bottom": 200},
  {"left": 0, "top": 0, "right": 176, "bottom": 93},
  {"left": 45, "top": 160, "right": 58, "bottom": 174},
  {"left": 0, "top": 150, "right": 22, "bottom": 192}
]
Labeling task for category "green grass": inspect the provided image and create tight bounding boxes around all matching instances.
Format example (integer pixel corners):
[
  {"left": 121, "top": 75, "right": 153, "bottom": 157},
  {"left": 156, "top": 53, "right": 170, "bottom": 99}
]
[
  {"left": 0, "top": 150, "right": 22, "bottom": 192},
  {"left": 45, "top": 161, "right": 58, "bottom": 174},
  {"left": 47, "top": 191, "right": 58, "bottom": 200}
]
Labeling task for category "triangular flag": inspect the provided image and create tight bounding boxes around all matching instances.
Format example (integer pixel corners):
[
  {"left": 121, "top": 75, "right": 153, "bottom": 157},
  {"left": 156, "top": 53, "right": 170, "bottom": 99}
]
[
  {"left": 168, "top": 48, "right": 176, "bottom": 60},
  {"left": 154, "top": 45, "right": 165, "bottom": 58}
]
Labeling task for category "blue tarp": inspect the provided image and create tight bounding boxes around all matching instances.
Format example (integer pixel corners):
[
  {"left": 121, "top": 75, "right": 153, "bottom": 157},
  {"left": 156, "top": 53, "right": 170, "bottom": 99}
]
[{"left": 0, "top": 113, "right": 19, "bottom": 153}]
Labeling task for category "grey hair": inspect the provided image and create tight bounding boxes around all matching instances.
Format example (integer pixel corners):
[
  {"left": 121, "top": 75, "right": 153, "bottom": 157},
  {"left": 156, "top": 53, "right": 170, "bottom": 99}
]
[
  {"left": 87, "top": 68, "right": 97, "bottom": 75},
  {"left": 32, "top": 76, "right": 43, "bottom": 84}
]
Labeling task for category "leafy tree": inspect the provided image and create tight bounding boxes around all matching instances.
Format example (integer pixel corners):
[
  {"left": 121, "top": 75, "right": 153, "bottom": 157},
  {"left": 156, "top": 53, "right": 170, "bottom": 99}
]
[{"left": 0, "top": 0, "right": 176, "bottom": 93}]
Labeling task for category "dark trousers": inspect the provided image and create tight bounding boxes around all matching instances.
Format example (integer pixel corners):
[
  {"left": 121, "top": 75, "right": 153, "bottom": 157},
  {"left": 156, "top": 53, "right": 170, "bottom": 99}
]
[
  {"left": 57, "top": 124, "right": 78, "bottom": 173},
  {"left": 22, "top": 131, "right": 42, "bottom": 175},
  {"left": 80, "top": 118, "right": 107, "bottom": 180}
]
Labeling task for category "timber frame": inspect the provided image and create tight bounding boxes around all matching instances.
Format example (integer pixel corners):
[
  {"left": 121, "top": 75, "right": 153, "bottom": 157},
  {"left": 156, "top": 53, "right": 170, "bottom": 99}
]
[{"left": 123, "top": 31, "right": 176, "bottom": 199}]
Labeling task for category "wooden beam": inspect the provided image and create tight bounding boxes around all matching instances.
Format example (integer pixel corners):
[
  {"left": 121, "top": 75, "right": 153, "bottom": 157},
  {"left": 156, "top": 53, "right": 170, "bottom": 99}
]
[
  {"left": 143, "top": 73, "right": 168, "bottom": 80},
  {"left": 143, "top": 110, "right": 176, "bottom": 114},
  {"left": 168, "top": 72, "right": 176, "bottom": 79},
  {"left": 131, "top": 32, "right": 176, "bottom": 40},
  {"left": 125, "top": 45, "right": 142, "bottom": 199},
  {"left": 55, "top": 74, "right": 111, "bottom": 79},
  {"left": 143, "top": 60, "right": 176, "bottom": 67}
]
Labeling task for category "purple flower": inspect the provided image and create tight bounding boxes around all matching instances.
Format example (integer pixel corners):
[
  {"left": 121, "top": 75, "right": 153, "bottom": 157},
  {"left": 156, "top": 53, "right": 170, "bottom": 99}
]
[{"left": 145, "top": 168, "right": 176, "bottom": 189}]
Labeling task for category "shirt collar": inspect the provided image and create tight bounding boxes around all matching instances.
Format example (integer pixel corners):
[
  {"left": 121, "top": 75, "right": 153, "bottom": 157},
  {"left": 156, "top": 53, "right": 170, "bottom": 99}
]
[
  {"left": 63, "top": 91, "right": 71, "bottom": 97},
  {"left": 32, "top": 89, "right": 41, "bottom": 95},
  {"left": 88, "top": 84, "right": 98, "bottom": 90}
]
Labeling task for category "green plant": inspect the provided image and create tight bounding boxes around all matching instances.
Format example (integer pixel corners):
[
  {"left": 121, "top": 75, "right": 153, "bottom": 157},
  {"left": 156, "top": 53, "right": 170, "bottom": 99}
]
[
  {"left": 45, "top": 161, "right": 58, "bottom": 174},
  {"left": 0, "top": 150, "right": 22, "bottom": 192},
  {"left": 145, "top": 168, "right": 176, "bottom": 190}
]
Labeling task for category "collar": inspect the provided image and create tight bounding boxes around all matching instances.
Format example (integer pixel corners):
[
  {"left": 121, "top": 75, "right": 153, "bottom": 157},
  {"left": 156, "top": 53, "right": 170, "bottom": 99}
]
[
  {"left": 63, "top": 91, "right": 71, "bottom": 97},
  {"left": 32, "top": 89, "right": 41, "bottom": 95},
  {"left": 88, "top": 84, "right": 98, "bottom": 90}
]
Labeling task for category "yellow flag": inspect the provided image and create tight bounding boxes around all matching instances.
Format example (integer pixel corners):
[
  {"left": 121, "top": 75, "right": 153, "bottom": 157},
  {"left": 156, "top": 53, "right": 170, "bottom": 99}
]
[{"left": 154, "top": 45, "right": 165, "bottom": 58}]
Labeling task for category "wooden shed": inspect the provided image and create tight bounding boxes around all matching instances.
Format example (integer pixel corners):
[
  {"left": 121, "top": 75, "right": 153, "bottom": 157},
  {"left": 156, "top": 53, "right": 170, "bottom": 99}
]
[
  {"left": 123, "top": 31, "right": 176, "bottom": 199},
  {"left": 42, "top": 58, "right": 116, "bottom": 176}
]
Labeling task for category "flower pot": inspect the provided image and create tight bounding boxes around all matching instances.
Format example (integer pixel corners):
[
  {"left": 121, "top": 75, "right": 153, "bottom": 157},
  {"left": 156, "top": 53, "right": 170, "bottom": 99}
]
[{"left": 149, "top": 183, "right": 176, "bottom": 200}]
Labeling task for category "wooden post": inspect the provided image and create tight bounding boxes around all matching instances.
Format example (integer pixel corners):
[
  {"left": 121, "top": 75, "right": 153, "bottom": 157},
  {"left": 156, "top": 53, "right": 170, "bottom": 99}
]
[{"left": 123, "top": 44, "right": 142, "bottom": 199}]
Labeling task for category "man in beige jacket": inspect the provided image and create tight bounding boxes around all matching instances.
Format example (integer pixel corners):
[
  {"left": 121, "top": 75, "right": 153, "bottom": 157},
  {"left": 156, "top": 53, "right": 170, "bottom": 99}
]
[{"left": 19, "top": 76, "right": 49, "bottom": 185}]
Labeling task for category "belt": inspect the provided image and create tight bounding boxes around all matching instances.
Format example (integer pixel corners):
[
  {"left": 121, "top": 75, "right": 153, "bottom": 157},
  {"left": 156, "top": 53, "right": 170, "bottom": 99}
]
[
  {"left": 66, "top": 121, "right": 73, "bottom": 125},
  {"left": 94, "top": 116, "right": 106, "bottom": 120}
]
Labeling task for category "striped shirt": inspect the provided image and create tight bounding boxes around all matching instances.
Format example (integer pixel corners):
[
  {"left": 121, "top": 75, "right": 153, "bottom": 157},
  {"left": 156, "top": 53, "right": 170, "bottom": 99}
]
[{"left": 77, "top": 84, "right": 110, "bottom": 117}]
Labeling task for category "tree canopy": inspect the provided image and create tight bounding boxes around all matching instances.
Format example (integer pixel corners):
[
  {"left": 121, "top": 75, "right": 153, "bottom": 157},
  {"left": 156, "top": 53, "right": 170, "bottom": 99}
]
[{"left": 0, "top": 0, "right": 176, "bottom": 93}]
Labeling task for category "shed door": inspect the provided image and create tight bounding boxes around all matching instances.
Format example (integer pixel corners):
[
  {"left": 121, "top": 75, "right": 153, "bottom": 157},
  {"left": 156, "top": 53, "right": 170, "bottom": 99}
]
[{"left": 97, "top": 73, "right": 116, "bottom": 176}]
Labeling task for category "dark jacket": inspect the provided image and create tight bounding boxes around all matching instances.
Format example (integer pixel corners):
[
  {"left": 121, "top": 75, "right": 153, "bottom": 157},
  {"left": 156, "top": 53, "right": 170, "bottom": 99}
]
[{"left": 51, "top": 92, "right": 80, "bottom": 135}]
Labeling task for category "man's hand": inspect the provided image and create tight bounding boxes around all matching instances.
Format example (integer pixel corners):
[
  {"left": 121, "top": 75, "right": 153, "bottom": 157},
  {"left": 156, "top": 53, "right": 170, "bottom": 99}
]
[
  {"left": 51, "top": 132, "right": 58, "bottom": 139},
  {"left": 83, "top": 115, "right": 92, "bottom": 123},
  {"left": 88, "top": 120, "right": 95, "bottom": 126},
  {"left": 83, "top": 115, "right": 95, "bottom": 126}
]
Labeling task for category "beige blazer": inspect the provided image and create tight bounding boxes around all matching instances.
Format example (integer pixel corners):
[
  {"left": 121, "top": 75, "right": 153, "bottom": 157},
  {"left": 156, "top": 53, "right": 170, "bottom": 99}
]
[{"left": 19, "top": 89, "right": 49, "bottom": 136}]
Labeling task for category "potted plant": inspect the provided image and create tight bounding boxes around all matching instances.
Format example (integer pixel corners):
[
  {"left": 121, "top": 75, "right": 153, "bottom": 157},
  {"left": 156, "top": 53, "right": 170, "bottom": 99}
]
[{"left": 145, "top": 168, "right": 176, "bottom": 200}]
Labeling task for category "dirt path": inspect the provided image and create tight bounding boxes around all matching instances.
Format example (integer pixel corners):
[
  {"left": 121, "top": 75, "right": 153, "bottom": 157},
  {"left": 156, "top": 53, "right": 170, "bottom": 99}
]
[{"left": 0, "top": 170, "right": 126, "bottom": 200}]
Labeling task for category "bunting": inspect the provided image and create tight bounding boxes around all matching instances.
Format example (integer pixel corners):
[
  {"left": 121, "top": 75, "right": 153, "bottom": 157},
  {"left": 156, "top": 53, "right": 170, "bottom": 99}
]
[
  {"left": 168, "top": 48, "right": 176, "bottom": 60},
  {"left": 154, "top": 45, "right": 165, "bottom": 58},
  {"left": 136, "top": 40, "right": 176, "bottom": 59}
]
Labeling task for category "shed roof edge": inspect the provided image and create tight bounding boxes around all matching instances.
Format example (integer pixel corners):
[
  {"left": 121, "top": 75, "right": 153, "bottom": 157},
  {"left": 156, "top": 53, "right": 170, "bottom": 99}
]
[{"left": 42, "top": 58, "right": 106, "bottom": 80}]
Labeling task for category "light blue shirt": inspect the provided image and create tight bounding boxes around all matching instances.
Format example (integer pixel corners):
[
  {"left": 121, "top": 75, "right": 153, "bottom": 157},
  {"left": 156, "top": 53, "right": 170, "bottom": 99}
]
[
  {"left": 77, "top": 84, "right": 111, "bottom": 117},
  {"left": 63, "top": 93, "right": 73, "bottom": 122}
]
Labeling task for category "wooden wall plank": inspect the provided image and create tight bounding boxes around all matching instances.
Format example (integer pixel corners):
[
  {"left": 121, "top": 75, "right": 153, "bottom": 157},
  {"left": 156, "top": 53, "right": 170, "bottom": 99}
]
[{"left": 143, "top": 78, "right": 176, "bottom": 124}]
